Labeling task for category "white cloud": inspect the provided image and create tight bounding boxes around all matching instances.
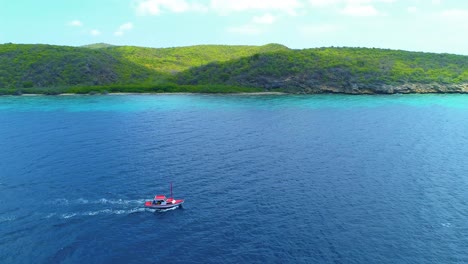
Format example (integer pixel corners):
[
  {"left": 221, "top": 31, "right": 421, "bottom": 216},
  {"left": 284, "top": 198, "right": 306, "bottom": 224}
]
[
  {"left": 252, "top": 14, "right": 276, "bottom": 24},
  {"left": 68, "top": 20, "right": 83, "bottom": 27},
  {"left": 114, "top": 22, "right": 134, "bottom": 36},
  {"left": 135, "top": 0, "right": 206, "bottom": 15},
  {"left": 308, "top": 0, "right": 392, "bottom": 17},
  {"left": 341, "top": 5, "right": 380, "bottom": 16},
  {"left": 120, "top": 22, "right": 134, "bottom": 31},
  {"left": 407, "top": 6, "right": 418, "bottom": 13},
  {"left": 440, "top": 9, "right": 468, "bottom": 19},
  {"left": 210, "top": 0, "right": 302, "bottom": 15},
  {"left": 299, "top": 24, "right": 341, "bottom": 34},
  {"left": 227, "top": 25, "right": 261, "bottom": 35},
  {"left": 309, "top": 0, "right": 347, "bottom": 7},
  {"left": 432, "top": 0, "right": 442, "bottom": 5},
  {"left": 90, "top": 29, "right": 101, "bottom": 36},
  {"left": 309, "top": 0, "right": 395, "bottom": 7},
  {"left": 135, "top": 0, "right": 303, "bottom": 16},
  {"left": 133, "top": 0, "right": 397, "bottom": 16},
  {"left": 227, "top": 13, "right": 277, "bottom": 36}
]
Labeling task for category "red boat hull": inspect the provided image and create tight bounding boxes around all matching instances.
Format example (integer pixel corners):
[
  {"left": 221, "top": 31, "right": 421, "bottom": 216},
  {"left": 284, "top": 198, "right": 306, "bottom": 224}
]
[{"left": 144, "top": 199, "right": 184, "bottom": 209}]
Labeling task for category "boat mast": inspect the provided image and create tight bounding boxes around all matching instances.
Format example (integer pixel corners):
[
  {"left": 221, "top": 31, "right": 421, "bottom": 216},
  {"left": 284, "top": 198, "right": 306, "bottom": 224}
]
[{"left": 170, "top": 182, "right": 173, "bottom": 198}]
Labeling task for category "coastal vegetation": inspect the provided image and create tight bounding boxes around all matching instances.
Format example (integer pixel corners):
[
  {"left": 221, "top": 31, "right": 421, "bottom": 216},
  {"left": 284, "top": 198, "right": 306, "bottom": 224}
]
[{"left": 1, "top": 43, "right": 468, "bottom": 94}]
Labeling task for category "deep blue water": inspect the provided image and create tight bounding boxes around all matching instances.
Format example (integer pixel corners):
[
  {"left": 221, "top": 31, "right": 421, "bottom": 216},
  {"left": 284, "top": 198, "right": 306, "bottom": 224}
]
[{"left": 1, "top": 94, "right": 468, "bottom": 263}]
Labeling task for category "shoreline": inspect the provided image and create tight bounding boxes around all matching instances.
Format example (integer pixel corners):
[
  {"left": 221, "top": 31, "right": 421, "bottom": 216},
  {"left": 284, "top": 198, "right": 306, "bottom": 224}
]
[
  {"left": 5, "top": 92, "right": 287, "bottom": 97},
  {"left": 5, "top": 91, "right": 468, "bottom": 97}
]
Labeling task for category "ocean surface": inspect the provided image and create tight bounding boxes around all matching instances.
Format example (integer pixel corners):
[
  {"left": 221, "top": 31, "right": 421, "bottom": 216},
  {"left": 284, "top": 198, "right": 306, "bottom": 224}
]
[{"left": 1, "top": 94, "right": 468, "bottom": 264}]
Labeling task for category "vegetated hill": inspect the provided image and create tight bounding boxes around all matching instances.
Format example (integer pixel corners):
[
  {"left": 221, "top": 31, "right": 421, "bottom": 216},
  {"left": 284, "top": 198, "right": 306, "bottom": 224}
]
[
  {"left": 81, "top": 43, "right": 115, "bottom": 49},
  {"left": 0, "top": 43, "right": 154, "bottom": 88},
  {"left": 106, "top": 43, "right": 289, "bottom": 73},
  {"left": 2, "top": 43, "right": 468, "bottom": 94},
  {"left": 177, "top": 47, "right": 468, "bottom": 94},
  {"left": 0, "top": 43, "right": 288, "bottom": 89}
]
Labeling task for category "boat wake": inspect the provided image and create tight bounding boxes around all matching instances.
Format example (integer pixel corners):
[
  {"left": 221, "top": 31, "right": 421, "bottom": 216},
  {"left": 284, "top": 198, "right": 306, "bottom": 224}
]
[
  {"left": 154, "top": 205, "right": 181, "bottom": 213},
  {"left": 0, "top": 216, "right": 16, "bottom": 223},
  {"left": 41, "top": 197, "right": 152, "bottom": 219},
  {"left": 56, "top": 208, "right": 148, "bottom": 219},
  {"left": 5, "top": 197, "right": 181, "bottom": 222},
  {"left": 47, "top": 198, "right": 146, "bottom": 206}
]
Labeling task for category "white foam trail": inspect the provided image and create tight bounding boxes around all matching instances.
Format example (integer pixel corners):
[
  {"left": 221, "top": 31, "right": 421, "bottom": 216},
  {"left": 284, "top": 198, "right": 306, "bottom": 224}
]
[
  {"left": 86, "top": 211, "right": 99, "bottom": 216},
  {"left": 48, "top": 198, "right": 146, "bottom": 205},
  {"left": 129, "top": 207, "right": 147, "bottom": 213},
  {"left": 77, "top": 198, "right": 89, "bottom": 204},
  {"left": 48, "top": 198, "right": 69, "bottom": 205},
  {"left": 94, "top": 198, "right": 146, "bottom": 205},
  {"left": 47, "top": 198, "right": 151, "bottom": 219},
  {"left": 79, "top": 207, "right": 147, "bottom": 217},
  {"left": 61, "top": 213, "right": 76, "bottom": 219},
  {"left": 156, "top": 206, "right": 180, "bottom": 212},
  {"left": 45, "top": 213, "right": 56, "bottom": 219},
  {"left": 0, "top": 216, "right": 16, "bottom": 223},
  {"left": 54, "top": 206, "right": 173, "bottom": 220}
]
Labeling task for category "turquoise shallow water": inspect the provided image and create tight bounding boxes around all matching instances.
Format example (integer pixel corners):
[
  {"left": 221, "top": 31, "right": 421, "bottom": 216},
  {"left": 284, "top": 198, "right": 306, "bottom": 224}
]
[
  {"left": 1, "top": 93, "right": 468, "bottom": 112},
  {"left": 1, "top": 94, "right": 468, "bottom": 263}
]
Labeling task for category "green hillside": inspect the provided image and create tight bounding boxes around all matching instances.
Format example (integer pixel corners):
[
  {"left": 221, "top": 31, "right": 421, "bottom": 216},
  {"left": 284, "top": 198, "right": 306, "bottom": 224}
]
[
  {"left": 0, "top": 43, "right": 288, "bottom": 92},
  {"left": 1, "top": 43, "right": 468, "bottom": 94},
  {"left": 0, "top": 43, "right": 153, "bottom": 88},
  {"left": 107, "top": 43, "right": 289, "bottom": 73},
  {"left": 81, "top": 43, "right": 115, "bottom": 49},
  {"left": 177, "top": 47, "right": 468, "bottom": 93}
]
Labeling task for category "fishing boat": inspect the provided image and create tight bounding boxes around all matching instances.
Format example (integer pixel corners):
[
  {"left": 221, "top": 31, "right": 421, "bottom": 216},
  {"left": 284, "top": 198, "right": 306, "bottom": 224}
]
[{"left": 144, "top": 183, "right": 184, "bottom": 209}]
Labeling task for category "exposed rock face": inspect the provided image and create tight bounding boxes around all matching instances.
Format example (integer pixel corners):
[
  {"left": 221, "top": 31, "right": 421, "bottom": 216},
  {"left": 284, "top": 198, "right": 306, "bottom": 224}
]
[{"left": 235, "top": 76, "right": 468, "bottom": 94}]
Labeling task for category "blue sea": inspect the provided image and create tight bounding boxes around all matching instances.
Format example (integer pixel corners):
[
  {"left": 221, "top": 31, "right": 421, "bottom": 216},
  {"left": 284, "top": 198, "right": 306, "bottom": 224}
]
[{"left": 1, "top": 94, "right": 468, "bottom": 263}]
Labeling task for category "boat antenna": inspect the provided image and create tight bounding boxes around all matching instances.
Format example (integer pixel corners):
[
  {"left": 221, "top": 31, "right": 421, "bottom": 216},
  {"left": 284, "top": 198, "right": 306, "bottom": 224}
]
[{"left": 170, "top": 182, "right": 173, "bottom": 199}]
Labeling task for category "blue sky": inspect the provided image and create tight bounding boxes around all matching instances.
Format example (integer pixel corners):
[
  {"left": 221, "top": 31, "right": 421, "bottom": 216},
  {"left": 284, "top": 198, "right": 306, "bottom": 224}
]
[{"left": 2, "top": 0, "right": 468, "bottom": 54}]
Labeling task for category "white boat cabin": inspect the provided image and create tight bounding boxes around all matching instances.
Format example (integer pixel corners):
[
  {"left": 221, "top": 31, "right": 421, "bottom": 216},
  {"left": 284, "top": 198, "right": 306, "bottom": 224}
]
[{"left": 153, "top": 195, "right": 167, "bottom": 205}]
